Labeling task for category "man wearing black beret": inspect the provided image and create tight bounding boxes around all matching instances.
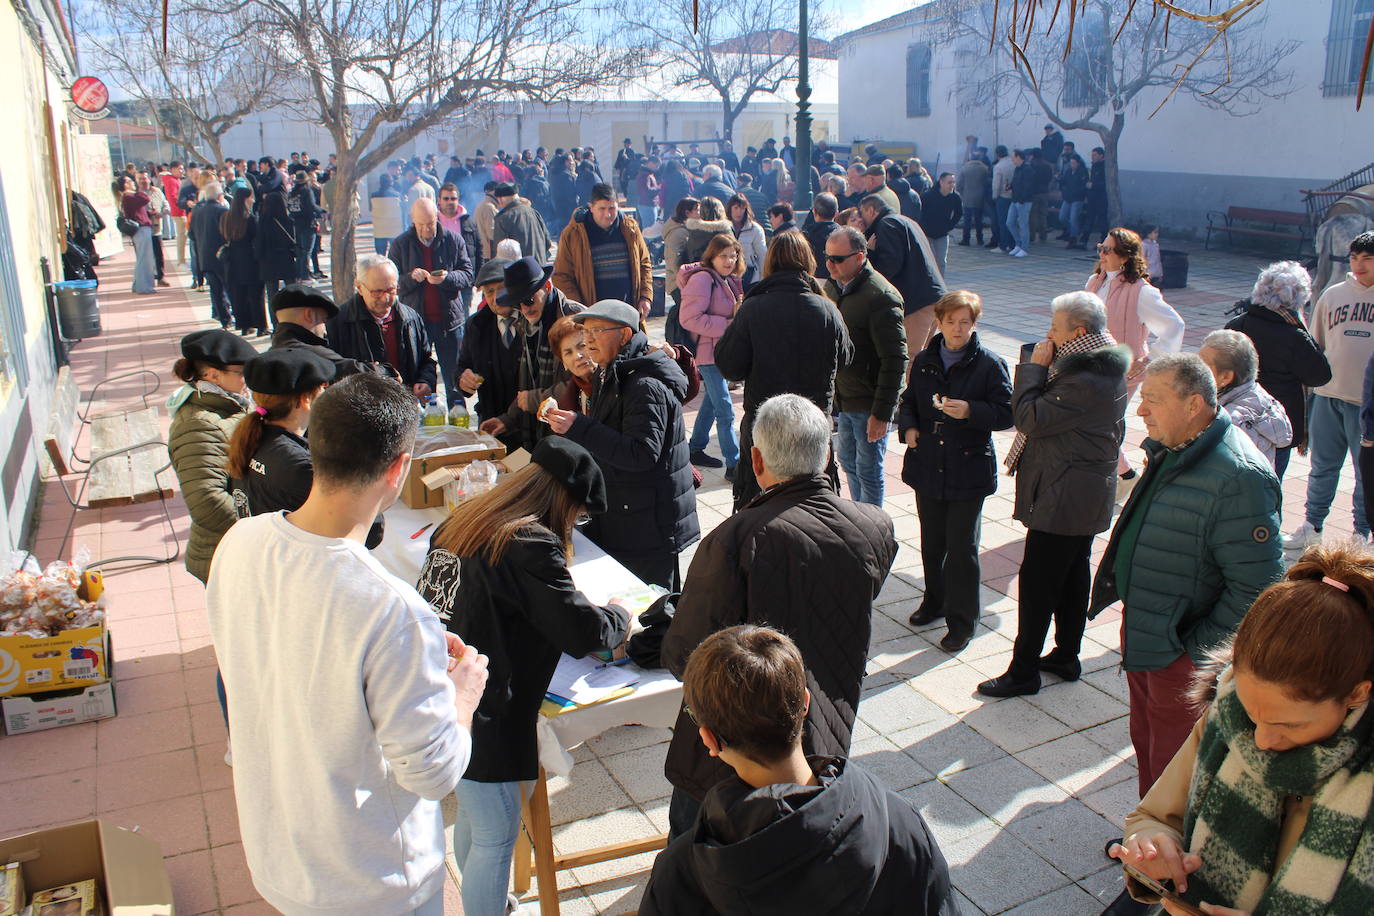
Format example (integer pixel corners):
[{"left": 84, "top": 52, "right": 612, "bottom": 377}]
[{"left": 269, "top": 284, "right": 375, "bottom": 380}]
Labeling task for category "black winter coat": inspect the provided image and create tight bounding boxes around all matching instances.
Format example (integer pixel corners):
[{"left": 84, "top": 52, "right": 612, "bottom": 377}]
[
  {"left": 898, "top": 333, "right": 1013, "bottom": 502},
  {"left": 269, "top": 322, "right": 374, "bottom": 380},
  {"left": 918, "top": 189, "right": 962, "bottom": 239},
  {"left": 254, "top": 189, "right": 298, "bottom": 282},
  {"left": 386, "top": 227, "right": 474, "bottom": 331},
  {"left": 551, "top": 171, "right": 579, "bottom": 221},
  {"left": 221, "top": 215, "right": 260, "bottom": 288},
  {"left": 456, "top": 307, "right": 523, "bottom": 441},
  {"left": 566, "top": 333, "right": 701, "bottom": 561},
  {"left": 641, "top": 757, "right": 955, "bottom": 916},
  {"left": 803, "top": 218, "right": 839, "bottom": 280},
  {"left": 864, "top": 207, "right": 947, "bottom": 315},
  {"left": 417, "top": 526, "right": 629, "bottom": 782},
  {"left": 1224, "top": 301, "right": 1331, "bottom": 446},
  {"left": 715, "top": 270, "right": 853, "bottom": 508},
  {"left": 189, "top": 201, "right": 228, "bottom": 273},
  {"left": 661, "top": 474, "right": 896, "bottom": 800},
  {"left": 1059, "top": 165, "right": 1088, "bottom": 203},
  {"left": 325, "top": 294, "right": 437, "bottom": 391},
  {"left": 1012, "top": 344, "right": 1131, "bottom": 536}
]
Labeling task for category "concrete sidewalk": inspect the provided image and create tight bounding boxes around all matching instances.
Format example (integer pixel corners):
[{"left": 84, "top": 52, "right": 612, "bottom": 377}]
[{"left": 0, "top": 230, "right": 1356, "bottom": 915}]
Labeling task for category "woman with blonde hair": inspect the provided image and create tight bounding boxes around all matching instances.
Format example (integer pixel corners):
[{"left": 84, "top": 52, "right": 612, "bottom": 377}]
[
  {"left": 714, "top": 228, "right": 852, "bottom": 509},
  {"left": 1087, "top": 226, "right": 1184, "bottom": 481},
  {"left": 1110, "top": 543, "right": 1374, "bottom": 916},
  {"left": 679, "top": 233, "right": 746, "bottom": 476},
  {"left": 416, "top": 437, "right": 630, "bottom": 916}
]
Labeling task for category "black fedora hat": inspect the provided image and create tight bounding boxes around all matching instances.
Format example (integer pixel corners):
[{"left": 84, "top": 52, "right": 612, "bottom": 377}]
[{"left": 496, "top": 256, "right": 552, "bottom": 308}]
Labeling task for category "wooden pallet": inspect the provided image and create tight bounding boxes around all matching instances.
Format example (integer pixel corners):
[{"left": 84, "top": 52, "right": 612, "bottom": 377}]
[{"left": 85, "top": 408, "right": 172, "bottom": 508}]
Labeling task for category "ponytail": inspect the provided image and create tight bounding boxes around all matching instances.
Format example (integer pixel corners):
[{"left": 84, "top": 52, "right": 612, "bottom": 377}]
[{"left": 226, "top": 392, "right": 298, "bottom": 478}]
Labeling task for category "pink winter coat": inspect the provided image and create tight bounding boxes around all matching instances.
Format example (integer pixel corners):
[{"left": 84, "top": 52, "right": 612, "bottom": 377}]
[{"left": 677, "top": 262, "right": 743, "bottom": 366}]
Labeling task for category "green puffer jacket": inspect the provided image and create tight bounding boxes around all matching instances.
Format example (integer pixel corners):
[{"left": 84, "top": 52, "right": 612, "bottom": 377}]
[
  {"left": 167, "top": 384, "right": 244, "bottom": 583},
  {"left": 1089, "top": 412, "right": 1284, "bottom": 672}
]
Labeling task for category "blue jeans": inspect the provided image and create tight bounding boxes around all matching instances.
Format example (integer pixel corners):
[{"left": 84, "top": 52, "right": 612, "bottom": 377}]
[
  {"left": 425, "top": 319, "right": 463, "bottom": 408},
  {"left": 689, "top": 364, "right": 740, "bottom": 466},
  {"left": 835, "top": 411, "right": 887, "bottom": 506},
  {"left": 295, "top": 227, "right": 317, "bottom": 281},
  {"left": 452, "top": 779, "right": 523, "bottom": 916},
  {"left": 1062, "top": 200, "right": 1085, "bottom": 238},
  {"left": 1006, "top": 201, "right": 1032, "bottom": 251},
  {"left": 1305, "top": 395, "right": 1369, "bottom": 535},
  {"left": 131, "top": 226, "right": 156, "bottom": 293},
  {"left": 994, "top": 198, "right": 1013, "bottom": 250}
]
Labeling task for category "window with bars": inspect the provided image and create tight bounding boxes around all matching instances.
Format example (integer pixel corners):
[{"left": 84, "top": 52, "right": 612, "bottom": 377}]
[
  {"left": 1324, "top": 0, "right": 1374, "bottom": 97},
  {"left": 907, "top": 43, "right": 932, "bottom": 118},
  {"left": 1064, "top": 13, "right": 1109, "bottom": 107}
]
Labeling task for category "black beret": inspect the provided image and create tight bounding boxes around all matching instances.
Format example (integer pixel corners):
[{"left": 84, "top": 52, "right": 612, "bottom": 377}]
[
  {"left": 271, "top": 283, "right": 339, "bottom": 318},
  {"left": 530, "top": 437, "right": 607, "bottom": 515},
  {"left": 493, "top": 182, "right": 517, "bottom": 198},
  {"left": 243, "top": 348, "right": 334, "bottom": 395},
  {"left": 180, "top": 329, "right": 258, "bottom": 367}
]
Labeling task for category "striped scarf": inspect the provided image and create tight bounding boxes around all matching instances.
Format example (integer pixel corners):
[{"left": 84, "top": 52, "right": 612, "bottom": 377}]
[
  {"left": 1003, "top": 331, "right": 1116, "bottom": 474},
  {"left": 1182, "top": 668, "right": 1374, "bottom": 915}
]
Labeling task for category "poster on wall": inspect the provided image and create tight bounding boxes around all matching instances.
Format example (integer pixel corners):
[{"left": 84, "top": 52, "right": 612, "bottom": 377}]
[{"left": 72, "top": 133, "right": 122, "bottom": 259}]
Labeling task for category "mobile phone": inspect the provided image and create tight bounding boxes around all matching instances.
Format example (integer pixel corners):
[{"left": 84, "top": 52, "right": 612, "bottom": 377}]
[{"left": 1122, "top": 864, "right": 1207, "bottom": 916}]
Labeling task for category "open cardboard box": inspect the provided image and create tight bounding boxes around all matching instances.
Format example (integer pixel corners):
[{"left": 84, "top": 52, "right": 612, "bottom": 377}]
[
  {"left": 401, "top": 430, "right": 507, "bottom": 509},
  {"left": 0, "top": 819, "right": 174, "bottom": 914}
]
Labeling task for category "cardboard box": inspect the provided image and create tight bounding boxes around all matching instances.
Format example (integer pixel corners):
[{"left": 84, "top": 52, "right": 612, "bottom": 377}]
[
  {"left": 0, "top": 819, "right": 174, "bottom": 915},
  {"left": 3, "top": 681, "right": 117, "bottom": 736},
  {"left": 0, "top": 624, "right": 108, "bottom": 697},
  {"left": 401, "top": 431, "right": 506, "bottom": 509}
]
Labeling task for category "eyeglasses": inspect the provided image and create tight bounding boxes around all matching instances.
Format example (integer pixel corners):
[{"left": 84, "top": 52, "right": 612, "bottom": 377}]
[
  {"left": 683, "top": 704, "right": 729, "bottom": 746},
  {"left": 363, "top": 286, "right": 397, "bottom": 296},
  {"left": 825, "top": 251, "right": 860, "bottom": 264},
  {"left": 582, "top": 326, "right": 626, "bottom": 336}
]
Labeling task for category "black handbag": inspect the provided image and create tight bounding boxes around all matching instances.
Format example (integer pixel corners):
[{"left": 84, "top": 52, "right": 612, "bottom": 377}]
[
  {"left": 625, "top": 592, "right": 679, "bottom": 670},
  {"left": 116, "top": 216, "right": 139, "bottom": 237}
]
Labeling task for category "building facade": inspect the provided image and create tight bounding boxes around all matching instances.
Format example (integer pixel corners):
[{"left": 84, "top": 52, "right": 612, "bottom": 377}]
[{"left": 836, "top": 0, "right": 1374, "bottom": 232}]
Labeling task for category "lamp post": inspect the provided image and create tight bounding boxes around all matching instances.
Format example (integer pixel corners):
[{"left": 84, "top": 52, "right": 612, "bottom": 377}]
[{"left": 792, "top": 0, "right": 814, "bottom": 213}]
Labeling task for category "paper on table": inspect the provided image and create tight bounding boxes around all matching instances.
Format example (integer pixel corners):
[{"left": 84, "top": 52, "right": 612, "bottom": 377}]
[{"left": 548, "top": 654, "right": 640, "bottom": 706}]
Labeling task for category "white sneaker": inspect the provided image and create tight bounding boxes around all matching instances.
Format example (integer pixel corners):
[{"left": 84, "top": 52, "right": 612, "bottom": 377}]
[
  {"left": 1285, "top": 522, "right": 1322, "bottom": 550},
  {"left": 1012, "top": 248, "right": 1028, "bottom": 258}
]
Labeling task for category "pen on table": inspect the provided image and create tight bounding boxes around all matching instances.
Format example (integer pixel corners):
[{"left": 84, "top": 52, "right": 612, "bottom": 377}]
[
  {"left": 595, "top": 657, "right": 634, "bottom": 670},
  {"left": 409, "top": 522, "right": 434, "bottom": 540}
]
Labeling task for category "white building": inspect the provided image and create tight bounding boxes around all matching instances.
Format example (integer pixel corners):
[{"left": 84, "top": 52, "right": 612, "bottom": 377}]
[{"left": 835, "top": 0, "right": 1374, "bottom": 231}]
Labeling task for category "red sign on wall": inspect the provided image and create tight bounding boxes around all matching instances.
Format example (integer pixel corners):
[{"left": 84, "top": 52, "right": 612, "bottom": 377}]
[{"left": 70, "top": 76, "right": 110, "bottom": 114}]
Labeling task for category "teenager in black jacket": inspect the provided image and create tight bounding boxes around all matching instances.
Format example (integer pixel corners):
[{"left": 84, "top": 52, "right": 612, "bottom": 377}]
[{"left": 416, "top": 438, "right": 629, "bottom": 916}]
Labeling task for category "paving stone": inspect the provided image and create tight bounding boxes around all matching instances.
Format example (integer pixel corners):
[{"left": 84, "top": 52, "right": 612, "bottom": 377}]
[
  {"left": 1025, "top": 680, "right": 1129, "bottom": 730},
  {"left": 850, "top": 734, "right": 933, "bottom": 792},
  {"left": 960, "top": 696, "right": 1078, "bottom": 754},
  {"left": 1004, "top": 797, "right": 1122, "bottom": 880},
  {"left": 898, "top": 778, "right": 991, "bottom": 849},
  {"left": 942, "top": 755, "right": 1069, "bottom": 825},
  {"left": 891, "top": 715, "right": 1008, "bottom": 777},
  {"left": 1016, "top": 732, "right": 1137, "bottom": 796},
  {"left": 941, "top": 824, "right": 1072, "bottom": 914}
]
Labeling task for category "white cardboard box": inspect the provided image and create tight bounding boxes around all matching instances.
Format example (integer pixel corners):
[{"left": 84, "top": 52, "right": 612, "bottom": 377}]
[{"left": 2, "top": 680, "right": 116, "bottom": 735}]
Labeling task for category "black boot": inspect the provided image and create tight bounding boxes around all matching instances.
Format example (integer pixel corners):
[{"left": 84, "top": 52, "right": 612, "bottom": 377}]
[
  {"left": 977, "top": 672, "right": 1040, "bottom": 698},
  {"left": 1038, "top": 654, "right": 1082, "bottom": 681},
  {"left": 908, "top": 602, "right": 944, "bottom": 627}
]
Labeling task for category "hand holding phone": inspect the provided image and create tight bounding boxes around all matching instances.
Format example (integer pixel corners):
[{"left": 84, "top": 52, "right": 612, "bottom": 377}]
[{"left": 1122, "top": 865, "right": 1207, "bottom": 916}]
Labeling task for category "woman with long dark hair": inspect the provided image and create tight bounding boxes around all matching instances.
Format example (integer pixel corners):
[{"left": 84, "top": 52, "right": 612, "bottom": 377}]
[
  {"left": 726, "top": 193, "right": 766, "bottom": 288},
  {"left": 1087, "top": 226, "right": 1184, "bottom": 480},
  {"left": 221, "top": 187, "right": 268, "bottom": 335},
  {"left": 416, "top": 438, "right": 629, "bottom": 916}
]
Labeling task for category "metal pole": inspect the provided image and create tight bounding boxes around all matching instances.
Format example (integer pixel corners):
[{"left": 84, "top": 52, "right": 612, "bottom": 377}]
[{"left": 792, "top": 0, "right": 814, "bottom": 213}]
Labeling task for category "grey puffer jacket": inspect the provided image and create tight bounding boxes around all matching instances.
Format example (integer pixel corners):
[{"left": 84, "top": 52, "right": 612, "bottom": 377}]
[
  {"left": 1011, "top": 344, "right": 1131, "bottom": 536},
  {"left": 1218, "top": 380, "right": 1292, "bottom": 468},
  {"left": 167, "top": 383, "right": 245, "bottom": 583}
]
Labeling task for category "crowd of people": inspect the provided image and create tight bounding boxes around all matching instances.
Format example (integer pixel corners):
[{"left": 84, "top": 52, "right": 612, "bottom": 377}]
[{"left": 119, "top": 130, "right": 1374, "bottom": 916}]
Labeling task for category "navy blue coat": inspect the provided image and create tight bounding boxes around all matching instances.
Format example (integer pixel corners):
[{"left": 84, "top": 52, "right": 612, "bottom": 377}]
[{"left": 897, "top": 332, "right": 1012, "bottom": 502}]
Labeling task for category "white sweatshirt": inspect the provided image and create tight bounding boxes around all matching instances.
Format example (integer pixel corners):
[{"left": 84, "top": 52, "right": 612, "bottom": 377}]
[
  {"left": 207, "top": 513, "right": 470, "bottom": 916},
  {"left": 1311, "top": 273, "right": 1374, "bottom": 404}
]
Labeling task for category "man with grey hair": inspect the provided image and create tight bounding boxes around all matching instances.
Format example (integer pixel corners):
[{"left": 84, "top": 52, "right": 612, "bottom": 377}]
[
  {"left": 189, "top": 179, "right": 231, "bottom": 327},
  {"left": 659, "top": 393, "right": 898, "bottom": 840},
  {"left": 1087, "top": 351, "right": 1282, "bottom": 823},
  {"left": 695, "top": 163, "right": 734, "bottom": 207},
  {"left": 326, "top": 254, "right": 437, "bottom": 399},
  {"left": 1199, "top": 329, "right": 1292, "bottom": 468}
]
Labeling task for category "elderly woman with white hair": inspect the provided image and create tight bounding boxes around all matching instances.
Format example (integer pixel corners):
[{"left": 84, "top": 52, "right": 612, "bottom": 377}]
[
  {"left": 1199, "top": 329, "right": 1293, "bottom": 469},
  {"left": 1224, "top": 260, "right": 1331, "bottom": 478}
]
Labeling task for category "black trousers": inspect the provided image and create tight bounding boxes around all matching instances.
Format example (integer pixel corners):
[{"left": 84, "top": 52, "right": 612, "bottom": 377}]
[
  {"left": 204, "top": 268, "right": 230, "bottom": 326},
  {"left": 1361, "top": 445, "right": 1374, "bottom": 540},
  {"left": 1008, "top": 529, "right": 1094, "bottom": 681},
  {"left": 152, "top": 234, "right": 165, "bottom": 279},
  {"left": 227, "top": 281, "right": 267, "bottom": 332},
  {"left": 915, "top": 492, "right": 985, "bottom": 640}
]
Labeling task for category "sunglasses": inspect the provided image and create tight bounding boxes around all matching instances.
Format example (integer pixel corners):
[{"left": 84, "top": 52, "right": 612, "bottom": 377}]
[
  {"left": 1097, "top": 243, "right": 1117, "bottom": 254},
  {"left": 825, "top": 251, "right": 860, "bottom": 264}
]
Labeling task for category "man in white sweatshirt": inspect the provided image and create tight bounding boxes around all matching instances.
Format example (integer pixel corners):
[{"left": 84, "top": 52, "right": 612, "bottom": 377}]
[
  {"left": 1290, "top": 230, "right": 1374, "bottom": 547},
  {"left": 207, "top": 372, "right": 489, "bottom": 915}
]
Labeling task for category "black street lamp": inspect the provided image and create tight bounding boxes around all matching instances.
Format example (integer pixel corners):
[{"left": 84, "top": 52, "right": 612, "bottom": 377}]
[{"left": 792, "top": 0, "right": 814, "bottom": 213}]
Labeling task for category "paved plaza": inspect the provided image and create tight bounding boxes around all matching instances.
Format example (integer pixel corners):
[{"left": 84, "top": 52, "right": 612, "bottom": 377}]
[{"left": 0, "top": 230, "right": 1356, "bottom": 915}]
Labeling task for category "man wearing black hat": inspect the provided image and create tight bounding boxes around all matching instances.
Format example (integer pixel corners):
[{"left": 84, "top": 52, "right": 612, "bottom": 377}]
[
  {"left": 476, "top": 257, "right": 583, "bottom": 450},
  {"left": 545, "top": 299, "right": 700, "bottom": 589},
  {"left": 455, "top": 258, "right": 522, "bottom": 450},
  {"left": 386, "top": 198, "right": 474, "bottom": 409},
  {"left": 268, "top": 284, "right": 374, "bottom": 380},
  {"left": 491, "top": 184, "right": 551, "bottom": 264},
  {"left": 327, "top": 254, "right": 437, "bottom": 399}
]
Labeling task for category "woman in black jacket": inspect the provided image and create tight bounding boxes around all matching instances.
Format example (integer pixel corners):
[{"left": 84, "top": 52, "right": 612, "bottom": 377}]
[
  {"left": 548, "top": 154, "right": 578, "bottom": 236},
  {"left": 899, "top": 291, "right": 1013, "bottom": 652},
  {"left": 416, "top": 438, "right": 629, "bottom": 916},
  {"left": 1224, "top": 260, "right": 1331, "bottom": 479},
  {"left": 254, "top": 177, "right": 298, "bottom": 299},
  {"left": 714, "top": 232, "right": 853, "bottom": 511},
  {"left": 220, "top": 188, "right": 268, "bottom": 335}
]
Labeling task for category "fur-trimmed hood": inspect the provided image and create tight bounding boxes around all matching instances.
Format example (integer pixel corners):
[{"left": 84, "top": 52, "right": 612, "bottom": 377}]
[
  {"left": 1056, "top": 343, "right": 1132, "bottom": 377},
  {"left": 685, "top": 216, "right": 733, "bottom": 235}
]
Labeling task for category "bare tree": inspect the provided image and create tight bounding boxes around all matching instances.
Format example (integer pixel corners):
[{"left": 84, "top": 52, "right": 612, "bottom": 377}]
[
  {"left": 202, "top": 0, "right": 642, "bottom": 299},
  {"left": 622, "top": 0, "right": 822, "bottom": 143},
  {"left": 946, "top": 0, "right": 1297, "bottom": 225},
  {"left": 78, "top": 6, "right": 279, "bottom": 165}
]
